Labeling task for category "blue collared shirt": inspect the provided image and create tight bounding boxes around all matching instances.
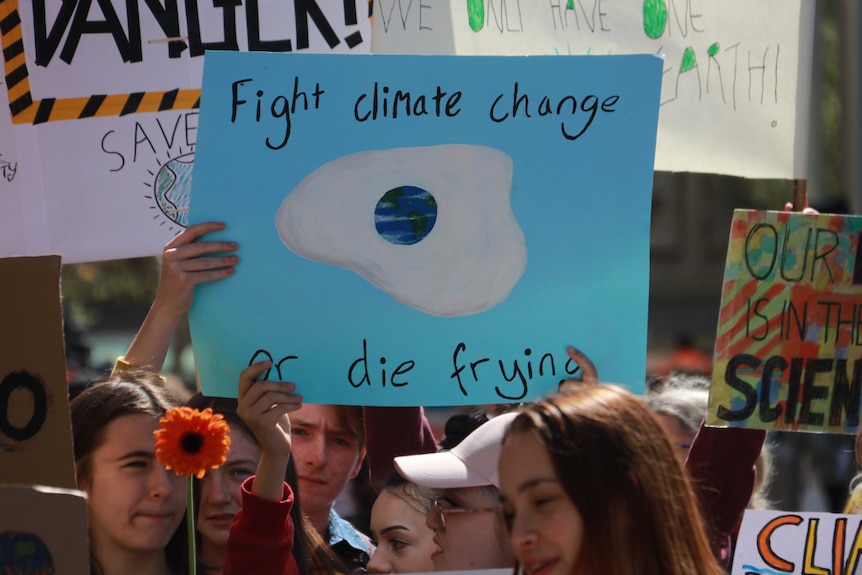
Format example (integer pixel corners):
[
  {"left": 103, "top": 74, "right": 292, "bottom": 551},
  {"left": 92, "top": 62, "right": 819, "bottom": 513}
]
[{"left": 327, "top": 508, "right": 374, "bottom": 572}]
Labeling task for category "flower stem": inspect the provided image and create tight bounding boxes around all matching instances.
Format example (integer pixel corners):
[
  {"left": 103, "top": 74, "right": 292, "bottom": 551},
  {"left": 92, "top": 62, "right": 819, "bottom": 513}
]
[{"left": 187, "top": 476, "right": 196, "bottom": 575}]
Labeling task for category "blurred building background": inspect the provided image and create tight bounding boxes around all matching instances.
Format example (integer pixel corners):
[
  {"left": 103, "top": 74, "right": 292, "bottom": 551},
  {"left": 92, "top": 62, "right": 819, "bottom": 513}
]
[{"left": 61, "top": 1, "right": 862, "bottom": 514}]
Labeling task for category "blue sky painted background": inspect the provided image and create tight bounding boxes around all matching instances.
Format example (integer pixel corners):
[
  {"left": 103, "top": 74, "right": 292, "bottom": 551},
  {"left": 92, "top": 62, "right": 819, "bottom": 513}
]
[{"left": 189, "top": 51, "right": 662, "bottom": 405}]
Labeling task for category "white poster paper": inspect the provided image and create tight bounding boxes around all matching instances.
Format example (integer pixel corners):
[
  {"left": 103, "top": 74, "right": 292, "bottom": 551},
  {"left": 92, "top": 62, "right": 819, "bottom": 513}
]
[
  {"left": 372, "top": 0, "right": 814, "bottom": 180},
  {"left": 732, "top": 509, "right": 862, "bottom": 575},
  {"left": 0, "top": 0, "right": 370, "bottom": 262}
]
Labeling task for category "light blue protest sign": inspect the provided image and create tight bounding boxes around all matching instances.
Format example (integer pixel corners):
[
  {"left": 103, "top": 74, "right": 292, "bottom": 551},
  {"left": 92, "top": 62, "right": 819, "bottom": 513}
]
[{"left": 189, "top": 51, "right": 661, "bottom": 405}]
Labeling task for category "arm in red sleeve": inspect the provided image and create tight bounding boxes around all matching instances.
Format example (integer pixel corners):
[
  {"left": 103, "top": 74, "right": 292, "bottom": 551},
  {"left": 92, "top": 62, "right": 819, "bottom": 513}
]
[
  {"left": 225, "top": 477, "right": 300, "bottom": 575},
  {"left": 364, "top": 406, "right": 438, "bottom": 492},
  {"left": 684, "top": 421, "right": 766, "bottom": 568}
]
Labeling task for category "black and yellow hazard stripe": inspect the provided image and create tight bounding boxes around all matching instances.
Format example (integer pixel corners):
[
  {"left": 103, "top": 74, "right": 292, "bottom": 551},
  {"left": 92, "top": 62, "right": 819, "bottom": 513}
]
[
  {"left": 0, "top": 0, "right": 200, "bottom": 124},
  {"left": 0, "top": 0, "right": 34, "bottom": 121}
]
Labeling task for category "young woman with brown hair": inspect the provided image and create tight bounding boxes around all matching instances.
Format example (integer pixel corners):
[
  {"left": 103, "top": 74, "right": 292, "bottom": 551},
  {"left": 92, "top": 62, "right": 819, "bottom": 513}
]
[
  {"left": 71, "top": 372, "right": 188, "bottom": 575},
  {"left": 498, "top": 383, "right": 725, "bottom": 575}
]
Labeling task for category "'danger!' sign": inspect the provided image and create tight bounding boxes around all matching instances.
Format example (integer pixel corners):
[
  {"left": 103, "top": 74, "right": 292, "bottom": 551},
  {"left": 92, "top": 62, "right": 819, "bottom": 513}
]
[
  {"left": 0, "top": 0, "right": 370, "bottom": 263},
  {"left": 708, "top": 210, "right": 862, "bottom": 434}
]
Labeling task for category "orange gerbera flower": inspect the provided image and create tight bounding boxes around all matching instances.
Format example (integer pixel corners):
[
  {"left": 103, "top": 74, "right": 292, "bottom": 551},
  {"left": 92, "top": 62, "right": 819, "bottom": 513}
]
[{"left": 154, "top": 406, "right": 231, "bottom": 478}]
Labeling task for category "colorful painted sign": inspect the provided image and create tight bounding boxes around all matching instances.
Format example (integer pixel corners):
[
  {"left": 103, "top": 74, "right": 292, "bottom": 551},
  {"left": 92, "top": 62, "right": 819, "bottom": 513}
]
[
  {"left": 708, "top": 210, "right": 862, "bottom": 433},
  {"left": 0, "top": 0, "right": 370, "bottom": 262},
  {"left": 732, "top": 509, "right": 862, "bottom": 575},
  {"left": 189, "top": 51, "right": 661, "bottom": 405},
  {"left": 371, "top": 0, "right": 814, "bottom": 180},
  {"left": 0, "top": 255, "right": 76, "bottom": 489}
]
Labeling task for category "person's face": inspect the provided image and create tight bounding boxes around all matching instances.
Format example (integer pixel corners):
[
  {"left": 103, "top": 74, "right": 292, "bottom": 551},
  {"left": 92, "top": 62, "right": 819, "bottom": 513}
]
[
  {"left": 655, "top": 414, "right": 693, "bottom": 465},
  {"left": 197, "top": 425, "right": 261, "bottom": 548},
  {"left": 425, "top": 486, "right": 512, "bottom": 571},
  {"left": 499, "top": 431, "right": 584, "bottom": 575},
  {"left": 290, "top": 404, "right": 365, "bottom": 515},
  {"left": 79, "top": 413, "right": 186, "bottom": 559},
  {"left": 367, "top": 490, "right": 437, "bottom": 574}
]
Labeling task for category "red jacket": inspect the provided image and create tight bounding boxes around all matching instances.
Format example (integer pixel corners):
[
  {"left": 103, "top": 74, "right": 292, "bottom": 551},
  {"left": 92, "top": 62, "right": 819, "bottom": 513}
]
[{"left": 225, "top": 477, "right": 299, "bottom": 575}]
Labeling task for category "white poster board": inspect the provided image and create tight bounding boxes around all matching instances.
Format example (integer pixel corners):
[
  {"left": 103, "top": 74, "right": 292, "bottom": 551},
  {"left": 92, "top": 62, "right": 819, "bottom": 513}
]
[
  {"left": 372, "top": 0, "right": 815, "bottom": 180},
  {"left": 732, "top": 509, "right": 862, "bottom": 575},
  {"left": 0, "top": 0, "right": 370, "bottom": 262}
]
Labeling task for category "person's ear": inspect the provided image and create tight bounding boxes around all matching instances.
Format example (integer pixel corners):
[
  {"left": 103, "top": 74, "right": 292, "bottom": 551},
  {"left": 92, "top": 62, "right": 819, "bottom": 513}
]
[
  {"left": 349, "top": 447, "right": 367, "bottom": 479},
  {"left": 76, "top": 464, "right": 91, "bottom": 492}
]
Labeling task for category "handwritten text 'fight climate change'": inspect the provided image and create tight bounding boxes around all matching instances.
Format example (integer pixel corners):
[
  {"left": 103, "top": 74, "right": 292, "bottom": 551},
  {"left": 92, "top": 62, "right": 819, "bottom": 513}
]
[{"left": 229, "top": 77, "right": 620, "bottom": 150}]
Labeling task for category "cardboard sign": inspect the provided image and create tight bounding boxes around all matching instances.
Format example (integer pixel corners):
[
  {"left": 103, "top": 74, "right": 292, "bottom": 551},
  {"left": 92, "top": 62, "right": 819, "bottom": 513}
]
[
  {"left": 371, "top": 0, "right": 814, "bottom": 180},
  {"left": 0, "top": 484, "right": 89, "bottom": 574},
  {"left": 732, "top": 509, "right": 862, "bottom": 575},
  {"left": 189, "top": 51, "right": 661, "bottom": 405},
  {"left": 0, "top": 0, "right": 370, "bottom": 263},
  {"left": 708, "top": 210, "right": 862, "bottom": 433},
  {"left": 0, "top": 255, "right": 76, "bottom": 488}
]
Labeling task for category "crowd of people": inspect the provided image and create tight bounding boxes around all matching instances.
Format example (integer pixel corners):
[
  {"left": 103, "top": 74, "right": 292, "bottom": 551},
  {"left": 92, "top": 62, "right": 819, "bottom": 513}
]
[{"left": 67, "top": 212, "right": 855, "bottom": 575}]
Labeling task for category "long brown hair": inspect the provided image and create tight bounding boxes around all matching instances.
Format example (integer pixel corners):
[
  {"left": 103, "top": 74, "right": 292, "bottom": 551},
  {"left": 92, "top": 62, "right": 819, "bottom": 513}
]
[
  {"left": 503, "top": 384, "right": 724, "bottom": 575},
  {"left": 71, "top": 370, "right": 187, "bottom": 575}
]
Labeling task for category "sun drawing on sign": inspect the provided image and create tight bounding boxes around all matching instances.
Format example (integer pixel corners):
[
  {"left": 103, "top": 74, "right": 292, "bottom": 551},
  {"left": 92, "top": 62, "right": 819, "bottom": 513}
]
[
  {"left": 143, "top": 148, "right": 195, "bottom": 231},
  {"left": 275, "top": 144, "right": 527, "bottom": 318}
]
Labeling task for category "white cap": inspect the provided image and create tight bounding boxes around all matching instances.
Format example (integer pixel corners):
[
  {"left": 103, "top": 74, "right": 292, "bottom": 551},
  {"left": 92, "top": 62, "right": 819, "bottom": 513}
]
[{"left": 393, "top": 411, "right": 519, "bottom": 489}]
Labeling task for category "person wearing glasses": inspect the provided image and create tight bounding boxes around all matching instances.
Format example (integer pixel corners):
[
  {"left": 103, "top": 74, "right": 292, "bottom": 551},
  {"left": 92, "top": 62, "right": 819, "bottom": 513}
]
[
  {"left": 365, "top": 410, "right": 496, "bottom": 574},
  {"left": 393, "top": 412, "right": 519, "bottom": 571},
  {"left": 394, "top": 366, "right": 762, "bottom": 572}
]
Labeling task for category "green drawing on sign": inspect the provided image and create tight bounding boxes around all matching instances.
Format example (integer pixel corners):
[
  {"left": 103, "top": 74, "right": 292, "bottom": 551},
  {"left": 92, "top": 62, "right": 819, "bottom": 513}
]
[
  {"left": 467, "top": 0, "right": 484, "bottom": 32},
  {"left": 567, "top": 0, "right": 574, "bottom": 9},
  {"left": 0, "top": 532, "right": 55, "bottom": 574},
  {"left": 680, "top": 47, "right": 696, "bottom": 73},
  {"left": 708, "top": 42, "right": 719, "bottom": 58},
  {"left": 642, "top": 0, "right": 667, "bottom": 39}
]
